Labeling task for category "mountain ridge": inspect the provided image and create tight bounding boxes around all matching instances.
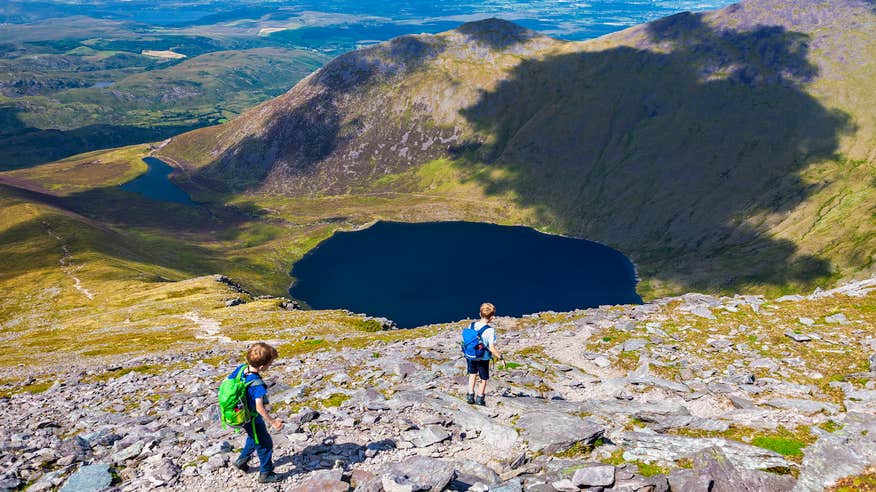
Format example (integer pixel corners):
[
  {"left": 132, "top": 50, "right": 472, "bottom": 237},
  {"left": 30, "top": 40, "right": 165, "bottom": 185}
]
[{"left": 159, "top": 0, "right": 876, "bottom": 296}]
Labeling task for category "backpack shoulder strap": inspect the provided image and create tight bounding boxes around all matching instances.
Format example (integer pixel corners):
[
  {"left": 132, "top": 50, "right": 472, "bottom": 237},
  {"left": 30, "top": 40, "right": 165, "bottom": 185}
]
[{"left": 476, "top": 324, "right": 490, "bottom": 337}]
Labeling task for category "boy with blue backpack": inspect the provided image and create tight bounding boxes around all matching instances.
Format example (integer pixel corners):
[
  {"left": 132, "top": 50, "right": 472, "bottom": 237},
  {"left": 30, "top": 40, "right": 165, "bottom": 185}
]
[
  {"left": 461, "top": 302, "right": 505, "bottom": 406},
  {"left": 218, "top": 342, "right": 284, "bottom": 484}
]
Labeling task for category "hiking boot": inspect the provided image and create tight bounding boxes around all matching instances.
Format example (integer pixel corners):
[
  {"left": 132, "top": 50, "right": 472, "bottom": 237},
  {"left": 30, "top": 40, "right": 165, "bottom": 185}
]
[
  {"left": 466, "top": 393, "right": 475, "bottom": 404},
  {"left": 258, "top": 471, "right": 283, "bottom": 483},
  {"left": 475, "top": 395, "right": 486, "bottom": 406},
  {"left": 232, "top": 457, "right": 249, "bottom": 473}
]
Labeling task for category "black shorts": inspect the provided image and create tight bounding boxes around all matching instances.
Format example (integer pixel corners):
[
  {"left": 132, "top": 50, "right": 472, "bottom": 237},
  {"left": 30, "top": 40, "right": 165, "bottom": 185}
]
[{"left": 466, "top": 359, "right": 490, "bottom": 380}]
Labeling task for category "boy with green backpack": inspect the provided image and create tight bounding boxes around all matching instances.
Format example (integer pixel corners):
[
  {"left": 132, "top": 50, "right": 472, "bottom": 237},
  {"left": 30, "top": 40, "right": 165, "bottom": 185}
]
[{"left": 218, "top": 342, "right": 284, "bottom": 483}]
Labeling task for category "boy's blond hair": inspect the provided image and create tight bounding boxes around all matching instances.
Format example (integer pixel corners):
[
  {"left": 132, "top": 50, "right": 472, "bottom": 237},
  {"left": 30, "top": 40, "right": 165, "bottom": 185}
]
[
  {"left": 246, "top": 342, "right": 278, "bottom": 368},
  {"left": 480, "top": 302, "right": 496, "bottom": 319}
]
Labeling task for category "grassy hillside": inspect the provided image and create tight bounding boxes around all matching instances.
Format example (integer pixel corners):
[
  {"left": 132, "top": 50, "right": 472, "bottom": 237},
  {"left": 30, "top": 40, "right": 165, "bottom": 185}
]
[
  {"left": 161, "top": 0, "right": 876, "bottom": 297},
  {"left": 0, "top": 48, "right": 327, "bottom": 170}
]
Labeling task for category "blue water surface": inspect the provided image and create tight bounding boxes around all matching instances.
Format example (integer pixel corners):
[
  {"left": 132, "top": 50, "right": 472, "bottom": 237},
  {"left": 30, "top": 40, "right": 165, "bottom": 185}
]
[
  {"left": 120, "top": 157, "right": 195, "bottom": 205},
  {"left": 290, "top": 221, "right": 641, "bottom": 327}
]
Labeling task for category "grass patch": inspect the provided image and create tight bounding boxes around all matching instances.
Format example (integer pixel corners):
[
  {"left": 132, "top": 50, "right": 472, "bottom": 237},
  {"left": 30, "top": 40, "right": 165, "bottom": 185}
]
[
  {"left": 0, "top": 381, "right": 54, "bottom": 398},
  {"left": 635, "top": 461, "right": 670, "bottom": 477},
  {"left": 819, "top": 420, "right": 844, "bottom": 433},
  {"left": 828, "top": 468, "right": 876, "bottom": 492},
  {"left": 277, "top": 338, "right": 327, "bottom": 357},
  {"left": 321, "top": 393, "right": 351, "bottom": 408},
  {"left": 751, "top": 436, "right": 807, "bottom": 457},
  {"left": 83, "top": 363, "right": 163, "bottom": 383}
]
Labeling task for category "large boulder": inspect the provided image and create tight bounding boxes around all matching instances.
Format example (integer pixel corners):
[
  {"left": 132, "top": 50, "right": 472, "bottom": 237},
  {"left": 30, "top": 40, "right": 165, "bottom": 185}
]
[
  {"left": 59, "top": 464, "right": 112, "bottom": 492},
  {"left": 381, "top": 456, "right": 455, "bottom": 492},
  {"left": 515, "top": 411, "right": 603, "bottom": 454}
]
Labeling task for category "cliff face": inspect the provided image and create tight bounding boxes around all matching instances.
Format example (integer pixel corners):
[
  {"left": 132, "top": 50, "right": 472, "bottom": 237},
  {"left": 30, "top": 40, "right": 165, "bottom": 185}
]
[{"left": 161, "top": 0, "right": 876, "bottom": 293}]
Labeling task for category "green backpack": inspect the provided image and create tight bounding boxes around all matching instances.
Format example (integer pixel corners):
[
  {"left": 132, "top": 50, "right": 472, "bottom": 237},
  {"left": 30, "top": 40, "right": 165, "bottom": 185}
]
[{"left": 218, "top": 365, "right": 263, "bottom": 444}]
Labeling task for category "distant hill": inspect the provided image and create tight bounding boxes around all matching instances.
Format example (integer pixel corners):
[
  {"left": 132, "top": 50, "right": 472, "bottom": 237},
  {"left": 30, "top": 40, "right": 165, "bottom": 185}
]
[{"left": 160, "top": 0, "right": 876, "bottom": 295}]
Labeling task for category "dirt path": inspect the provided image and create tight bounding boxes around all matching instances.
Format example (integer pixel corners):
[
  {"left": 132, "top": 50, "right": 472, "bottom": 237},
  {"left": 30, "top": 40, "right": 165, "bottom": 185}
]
[
  {"left": 183, "top": 311, "right": 232, "bottom": 344},
  {"left": 42, "top": 220, "right": 94, "bottom": 300}
]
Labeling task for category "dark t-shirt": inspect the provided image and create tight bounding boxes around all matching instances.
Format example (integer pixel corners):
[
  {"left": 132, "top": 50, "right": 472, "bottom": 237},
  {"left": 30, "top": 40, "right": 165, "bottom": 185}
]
[{"left": 229, "top": 365, "right": 268, "bottom": 419}]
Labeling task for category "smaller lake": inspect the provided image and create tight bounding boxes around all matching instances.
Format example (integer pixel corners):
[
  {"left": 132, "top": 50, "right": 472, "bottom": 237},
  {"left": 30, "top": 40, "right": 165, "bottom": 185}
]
[
  {"left": 289, "top": 221, "right": 641, "bottom": 327},
  {"left": 120, "top": 157, "right": 196, "bottom": 205}
]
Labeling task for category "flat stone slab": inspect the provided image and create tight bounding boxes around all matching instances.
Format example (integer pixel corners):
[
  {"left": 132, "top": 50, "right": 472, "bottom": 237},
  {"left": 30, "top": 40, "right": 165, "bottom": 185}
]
[
  {"left": 381, "top": 456, "right": 455, "bottom": 492},
  {"left": 290, "top": 478, "right": 349, "bottom": 492},
  {"left": 59, "top": 464, "right": 112, "bottom": 492},
  {"left": 616, "top": 432, "right": 791, "bottom": 470},
  {"left": 571, "top": 464, "right": 616, "bottom": 487},
  {"left": 785, "top": 332, "right": 812, "bottom": 342},
  {"left": 402, "top": 425, "right": 450, "bottom": 448},
  {"left": 515, "top": 411, "right": 603, "bottom": 454},
  {"left": 765, "top": 398, "right": 839, "bottom": 415}
]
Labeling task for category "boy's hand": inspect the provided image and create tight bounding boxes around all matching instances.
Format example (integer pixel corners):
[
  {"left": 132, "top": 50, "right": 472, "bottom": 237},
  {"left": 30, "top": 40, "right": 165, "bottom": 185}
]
[{"left": 271, "top": 419, "right": 284, "bottom": 431}]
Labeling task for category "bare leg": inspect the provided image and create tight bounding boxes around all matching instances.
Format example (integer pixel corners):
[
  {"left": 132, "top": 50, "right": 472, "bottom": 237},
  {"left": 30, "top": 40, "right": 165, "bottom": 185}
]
[
  {"left": 477, "top": 379, "right": 487, "bottom": 397},
  {"left": 468, "top": 374, "right": 478, "bottom": 394}
]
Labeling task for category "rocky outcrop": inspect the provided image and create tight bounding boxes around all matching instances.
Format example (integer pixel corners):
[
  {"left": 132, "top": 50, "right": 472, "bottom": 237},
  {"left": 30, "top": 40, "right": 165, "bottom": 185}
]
[{"left": 3, "top": 276, "right": 876, "bottom": 491}]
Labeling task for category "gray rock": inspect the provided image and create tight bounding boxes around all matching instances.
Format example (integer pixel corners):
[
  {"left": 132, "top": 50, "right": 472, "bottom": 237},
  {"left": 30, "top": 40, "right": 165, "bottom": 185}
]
[
  {"left": 570, "top": 464, "right": 615, "bottom": 487},
  {"left": 709, "top": 340, "right": 733, "bottom": 349},
  {"left": 382, "top": 456, "right": 455, "bottom": 492},
  {"left": 144, "top": 459, "right": 180, "bottom": 487},
  {"left": 798, "top": 317, "right": 815, "bottom": 326},
  {"left": 794, "top": 413, "right": 876, "bottom": 492},
  {"left": 870, "top": 353, "right": 876, "bottom": 373},
  {"left": 616, "top": 432, "right": 790, "bottom": 470},
  {"left": 749, "top": 358, "right": 779, "bottom": 371},
  {"left": 550, "top": 479, "right": 578, "bottom": 492},
  {"left": 291, "top": 478, "right": 350, "bottom": 492},
  {"left": 27, "top": 470, "right": 65, "bottom": 492},
  {"left": 668, "top": 469, "right": 713, "bottom": 492},
  {"left": 59, "top": 464, "right": 112, "bottom": 492},
  {"left": 111, "top": 441, "right": 143, "bottom": 463},
  {"left": 784, "top": 332, "right": 812, "bottom": 342},
  {"left": 691, "top": 447, "right": 795, "bottom": 492},
  {"left": 765, "top": 398, "right": 839, "bottom": 415},
  {"left": 205, "top": 454, "right": 228, "bottom": 471},
  {"left": 402, "top": 425, "right": 450, "bottom": 448},
  {"left": 825, "top": 313, "right": 850, "bottom": 325},
  {"left": 203, "top": 440, "right": 231, "bottom": 457},
  {"left": 488, "top": 480, "right": 523, "bottom": 492},
  {"left": 690, "top": 306, "right": 716, "bottom": 320},
  {"left": 516, "top": 411, "right": 603, "bottom": 454},
  {"left": 622, "top": 339, "right": 649, "bottom": 352}
]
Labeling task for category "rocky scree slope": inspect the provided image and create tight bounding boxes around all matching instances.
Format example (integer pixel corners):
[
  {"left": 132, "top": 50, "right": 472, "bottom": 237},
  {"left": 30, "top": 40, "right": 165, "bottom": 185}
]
[
  {"left": 159, "top": 0, "right": 876, "bottom": 295},
  {"left": 3, "top": 276, "right": 876, "bottom": 491}
]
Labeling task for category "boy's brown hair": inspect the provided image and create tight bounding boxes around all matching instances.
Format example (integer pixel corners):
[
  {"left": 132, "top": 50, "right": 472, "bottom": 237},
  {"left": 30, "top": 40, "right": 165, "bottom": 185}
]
[
  {"left": 246, "top": 342, "right": 278, "bottom": 368},
  {"left": 480, "top": 302, "right": 496, "bottom": 319}
]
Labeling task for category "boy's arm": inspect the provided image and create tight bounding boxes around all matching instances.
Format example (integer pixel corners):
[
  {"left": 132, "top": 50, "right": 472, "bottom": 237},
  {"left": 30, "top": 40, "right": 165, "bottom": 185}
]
[
  {"left": 255, "top": 398, "right": 284, "bottom": 430},
  {"left": 486, "top": 332, "right": 505, "bottom": 367}
]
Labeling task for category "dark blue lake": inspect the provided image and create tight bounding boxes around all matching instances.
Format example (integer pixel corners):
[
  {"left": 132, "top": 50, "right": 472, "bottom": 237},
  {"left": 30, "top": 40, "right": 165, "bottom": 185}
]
[
  {"left": 289, "top": 221, "right": 641, "bottom": 327},
  {"left": 120, "top": 157, "right": 195, "bottom": 205}
]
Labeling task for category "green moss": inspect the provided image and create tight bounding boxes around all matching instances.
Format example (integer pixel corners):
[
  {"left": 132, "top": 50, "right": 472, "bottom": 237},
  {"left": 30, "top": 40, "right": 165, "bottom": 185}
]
[
  {"left": 751, "top": 436, "right": 807, "bottom": 457},
  {"left": 819, "top": 420, "right": 844, "bottom": 433},
  {"left": 635, "top": 461, "right": 670, "bottom": 477},
  {"left": 321, "top": 393, "right": 351, "bottom": 408}
]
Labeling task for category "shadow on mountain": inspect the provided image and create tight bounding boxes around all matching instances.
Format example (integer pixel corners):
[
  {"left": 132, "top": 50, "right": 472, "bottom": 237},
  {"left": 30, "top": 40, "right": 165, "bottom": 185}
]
[
  {"left": 458, "top": 12, "right": 855, "bottom": 292},
  {"left": 456, "top": 18, "right": 539, "bottom": 49},
  {"left": 0, "top": 106, "right": 202, "bottom": 171},
  {"left": 0, "top": 181, "right": 265, "bottom": 282}
]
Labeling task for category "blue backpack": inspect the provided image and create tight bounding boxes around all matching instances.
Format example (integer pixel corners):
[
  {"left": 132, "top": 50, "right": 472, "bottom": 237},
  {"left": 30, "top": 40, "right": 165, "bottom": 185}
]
[{"left": 461, "top": 322, "right": 490, "bottom": 360}]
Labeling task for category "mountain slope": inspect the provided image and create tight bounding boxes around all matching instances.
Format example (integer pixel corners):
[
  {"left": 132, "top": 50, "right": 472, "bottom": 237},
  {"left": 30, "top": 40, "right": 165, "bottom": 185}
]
[{"left": 159, "top": 0, "right": 876, "bottom": 296}]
